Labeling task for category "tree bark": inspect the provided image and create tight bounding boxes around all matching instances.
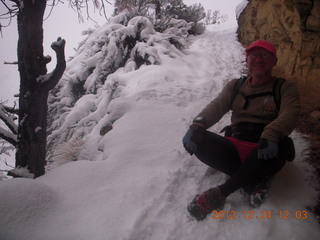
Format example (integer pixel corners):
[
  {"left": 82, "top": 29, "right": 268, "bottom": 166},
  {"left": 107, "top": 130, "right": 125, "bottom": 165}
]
[
  {"left": 16, "top": 0, "right": 66, "bottom": 178},
  {"left": 155, "top": 0, "right": 161, "bottom": 19}
]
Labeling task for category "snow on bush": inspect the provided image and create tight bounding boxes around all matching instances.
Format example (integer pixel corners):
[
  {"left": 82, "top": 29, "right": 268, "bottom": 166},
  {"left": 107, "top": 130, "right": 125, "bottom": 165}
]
[{"left": 47, "top": 12, "right": 194, "bottom": 166}]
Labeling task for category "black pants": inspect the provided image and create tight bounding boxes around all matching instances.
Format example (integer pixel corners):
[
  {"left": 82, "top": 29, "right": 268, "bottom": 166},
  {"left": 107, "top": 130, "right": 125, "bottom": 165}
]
[{"left": 194, "top": 131, "right": 286, "bottom": 197}]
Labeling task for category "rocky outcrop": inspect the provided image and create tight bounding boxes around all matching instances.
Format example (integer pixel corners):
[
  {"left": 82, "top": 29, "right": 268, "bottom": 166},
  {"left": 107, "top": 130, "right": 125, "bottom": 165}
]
[{"left": 237, "top": 0, "right": 320, "bottom": 113}]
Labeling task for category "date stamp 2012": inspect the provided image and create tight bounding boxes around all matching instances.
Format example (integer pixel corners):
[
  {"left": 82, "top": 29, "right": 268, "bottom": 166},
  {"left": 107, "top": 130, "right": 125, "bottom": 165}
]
[{"left": 211, "top": 210, "right": 309, "bottom": 220}]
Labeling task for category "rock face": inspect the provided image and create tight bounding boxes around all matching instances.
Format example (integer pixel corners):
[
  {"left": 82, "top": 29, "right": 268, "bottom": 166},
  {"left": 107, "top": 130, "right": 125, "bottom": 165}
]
[{"left": 237, "top": 0, "right": 320, "bottom": 113}]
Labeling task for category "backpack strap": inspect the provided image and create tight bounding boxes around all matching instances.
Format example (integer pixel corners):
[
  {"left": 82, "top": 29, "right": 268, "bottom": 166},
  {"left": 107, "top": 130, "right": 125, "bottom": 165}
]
[
  {"left": 233, "top": 76, "right": 247, "bottom": 95},
  {"left": 273, "top": 77, "right": 285, "bottom": 111},
  {"left": 232, "top": 76, "right": 247, "bottom": 104},
  {"left": 233, "top": 76, "right": 285, "bottom": 111}
]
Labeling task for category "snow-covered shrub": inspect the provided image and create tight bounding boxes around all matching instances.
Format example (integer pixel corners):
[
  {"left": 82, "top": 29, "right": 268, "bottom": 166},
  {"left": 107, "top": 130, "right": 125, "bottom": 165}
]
[
  {"left": 0, "top": 140, "right": 14, "bottom": 157},
  {"left": 188, "top": 22, "right": 206, "bottom": 35},
  {"left": 114, "top": 0, "right": 206, "bottom": 35},
  {"left": 0, "top": 139, "right": 14, "bottom": 180},
  {"left": 162, "top": 2, "right": 206, "bottom": 35},
  {"left": 176, "top": 1, "right": 209, "bottom": 21},
  {"left": 47, "top": 12, "right": 195, "bottom": 166},
  {"left": 47, "top": 138, "right": 85, "bottom": 169}
]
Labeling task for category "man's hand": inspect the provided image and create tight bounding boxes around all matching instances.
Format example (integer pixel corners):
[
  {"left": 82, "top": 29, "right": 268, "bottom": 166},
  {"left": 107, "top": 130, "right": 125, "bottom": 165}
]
[
  {"left": 182, "top": 124, "right": 206, "bottom": 155},
  {"left": 258, "top": 138, "right": 278, "bottom": 160}
]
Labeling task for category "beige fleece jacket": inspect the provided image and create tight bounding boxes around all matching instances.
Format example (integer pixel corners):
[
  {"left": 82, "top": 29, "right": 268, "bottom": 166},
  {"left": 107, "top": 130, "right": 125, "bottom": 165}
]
[{"left": 196, "top": 76, "right": 301, "bottom": 142}]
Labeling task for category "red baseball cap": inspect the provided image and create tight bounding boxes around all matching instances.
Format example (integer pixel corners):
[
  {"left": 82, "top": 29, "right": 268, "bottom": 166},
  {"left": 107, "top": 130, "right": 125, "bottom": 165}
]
[{"left": 245, "top": 40, "right": 277, "bottom": 57}]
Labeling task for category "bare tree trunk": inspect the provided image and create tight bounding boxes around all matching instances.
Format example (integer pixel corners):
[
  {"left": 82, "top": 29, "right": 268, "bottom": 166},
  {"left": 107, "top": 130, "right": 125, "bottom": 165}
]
[
  {"left": 155, "top": 0, "right": 161, "bottom": 19},
  {"left": 16, "top": 0, "right": 66, "bottom": 178}
]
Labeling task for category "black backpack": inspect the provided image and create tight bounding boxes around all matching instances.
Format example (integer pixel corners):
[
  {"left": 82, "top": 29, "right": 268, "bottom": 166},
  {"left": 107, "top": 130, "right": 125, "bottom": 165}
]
[{"left": 233, "top": 76, "right": 285, "bottom": 111}]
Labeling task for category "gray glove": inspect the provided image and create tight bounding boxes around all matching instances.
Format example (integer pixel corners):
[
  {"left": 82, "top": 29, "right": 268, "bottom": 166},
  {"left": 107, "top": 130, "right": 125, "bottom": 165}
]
[
  {"left": 182, "top": 124, "right": 206, "bottom": 155},
  {"left": 258, "top": 138, "right": 278, "bottom": 160}
]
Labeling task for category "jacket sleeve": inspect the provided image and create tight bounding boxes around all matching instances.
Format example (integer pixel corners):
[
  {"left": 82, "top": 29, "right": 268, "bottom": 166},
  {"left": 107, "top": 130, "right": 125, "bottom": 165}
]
[
  {"left": 261, "top": 81, "right": 301, "bottom": 142},
  {"left": 195, "top": 79, "right": 237, "bottom": 129}
]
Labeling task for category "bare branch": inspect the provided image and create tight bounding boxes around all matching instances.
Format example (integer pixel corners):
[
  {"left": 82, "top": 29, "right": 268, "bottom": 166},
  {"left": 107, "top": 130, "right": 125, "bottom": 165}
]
[
  {"left": 1, "top": 0, "right": 18, "bottom": 14},
  {"left": 41, "top": 37, "right": 67, "bottom": 91},
  {"left": 66, "top": 0, "right": 111, "bottom": 23},
  {"left": 85, "top": 0, "right": 97, "bottom": 23},
  {"left": 3, "top": 61, "right": 18, "bottom": 64},
  {"left": 97, "top": 0, "right": 111, "bottom": 20},
  {"left": 99, "top": 0, "right": 108, "bottom": 19},
  {"left": 0, "top": 0, "right": 19, "bottom": 36},
  {"left": 44, "top": 1, "right": 57, "bottom": 21}
]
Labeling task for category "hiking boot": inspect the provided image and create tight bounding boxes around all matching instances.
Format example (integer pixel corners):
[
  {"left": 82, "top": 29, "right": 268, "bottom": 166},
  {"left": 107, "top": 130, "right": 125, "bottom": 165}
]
[
  {"left": 187, "top": 187, "right": 226, "bottom": 221},
  {"left": 246, "top": 176, "right": 273, "bottom": 207},
  {"left": 249, "top": 187, "right": 268, "bottom": 207}
]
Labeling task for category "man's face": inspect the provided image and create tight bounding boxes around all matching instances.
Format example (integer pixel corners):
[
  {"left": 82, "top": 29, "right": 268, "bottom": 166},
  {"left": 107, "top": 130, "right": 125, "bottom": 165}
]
[{"left": 246, "top": 47, "right": 277, "bottom": 78}]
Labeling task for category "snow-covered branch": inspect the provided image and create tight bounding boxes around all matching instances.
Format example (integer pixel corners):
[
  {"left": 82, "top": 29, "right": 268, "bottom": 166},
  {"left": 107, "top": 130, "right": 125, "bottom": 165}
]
[
  {"left": 0, "top": 103, "right": 18, "bottom": 135},
  {"left": 0, "top": 126, "right": 17, "bottom": 146},
  {"left": 2, "top": 104, "right": 19, "bottom": 115},
  {"left": 0, "top": 139, "right": 14, "bottom": 156}
]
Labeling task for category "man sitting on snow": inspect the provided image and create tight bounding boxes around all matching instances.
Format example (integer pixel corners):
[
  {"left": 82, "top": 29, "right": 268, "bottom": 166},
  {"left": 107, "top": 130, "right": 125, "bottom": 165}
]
[{"left": 182, "top": 39, "right": 300, "bottom": 221}]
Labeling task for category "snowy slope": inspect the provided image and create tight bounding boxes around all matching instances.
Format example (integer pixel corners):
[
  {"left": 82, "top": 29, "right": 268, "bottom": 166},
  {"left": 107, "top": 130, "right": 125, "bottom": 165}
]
[{"left": 1, "top": 24, "right": 320, "bottom": 240}]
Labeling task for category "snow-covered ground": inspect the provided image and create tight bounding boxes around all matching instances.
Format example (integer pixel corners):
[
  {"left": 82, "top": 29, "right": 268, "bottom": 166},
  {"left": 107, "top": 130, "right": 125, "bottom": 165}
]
[{"left": 1, "top": 23, "right": 320, "bottom": 240}]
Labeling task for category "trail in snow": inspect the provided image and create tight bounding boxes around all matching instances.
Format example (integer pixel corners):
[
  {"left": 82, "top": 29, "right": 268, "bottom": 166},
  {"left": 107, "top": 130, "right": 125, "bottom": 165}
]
[{"left": 0, "top": 25, "right": 320, "bottom": 240}]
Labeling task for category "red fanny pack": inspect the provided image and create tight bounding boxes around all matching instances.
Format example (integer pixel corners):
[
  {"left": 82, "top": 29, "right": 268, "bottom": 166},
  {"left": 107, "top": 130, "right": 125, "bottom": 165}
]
[{"left": 226, "top": 137, "right": 258, "bottom": 162}]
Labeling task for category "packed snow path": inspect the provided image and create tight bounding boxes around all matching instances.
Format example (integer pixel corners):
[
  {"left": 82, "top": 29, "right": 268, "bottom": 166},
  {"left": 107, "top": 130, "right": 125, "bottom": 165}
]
[{"left": 1, "top": 25, "right": 320, "bottom": 240}]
